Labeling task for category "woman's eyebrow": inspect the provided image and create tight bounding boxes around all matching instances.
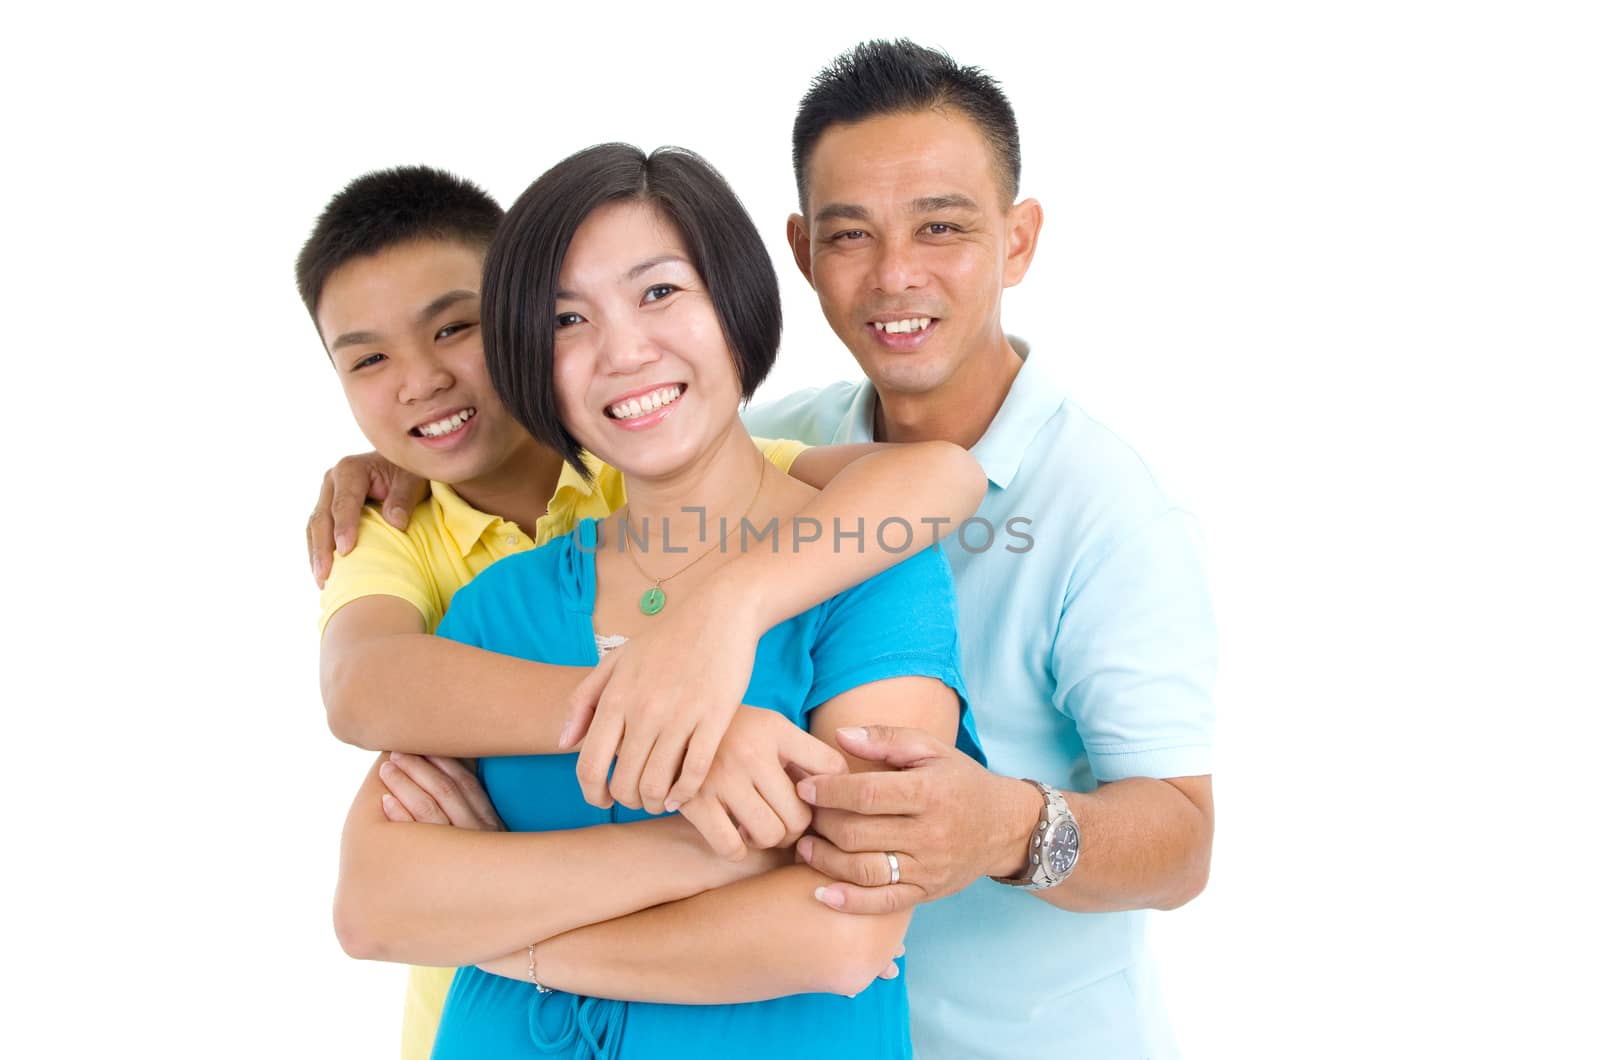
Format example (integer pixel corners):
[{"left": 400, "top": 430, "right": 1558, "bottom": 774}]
[{"left": 626, "top": 254, "right": 691, "bottom": 280}]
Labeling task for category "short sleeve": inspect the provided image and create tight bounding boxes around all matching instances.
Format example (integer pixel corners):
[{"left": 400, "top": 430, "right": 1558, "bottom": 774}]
[
  {"left": 317, "top": 505, "right": 441, "bottom": 636},
  {"left": 804, "top": 547, "right": 985, "bottom": 764},
  {"left": 752, "top": 436, "right": 809, "bottom": 474},
  {"left": 1051, "top": 508, "right": 1217, "bottom": 781}
]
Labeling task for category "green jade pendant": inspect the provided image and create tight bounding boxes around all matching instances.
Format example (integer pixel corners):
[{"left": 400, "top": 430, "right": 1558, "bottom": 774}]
[{"left": 639, "top": 586, "right": 666, "bottom": 615}]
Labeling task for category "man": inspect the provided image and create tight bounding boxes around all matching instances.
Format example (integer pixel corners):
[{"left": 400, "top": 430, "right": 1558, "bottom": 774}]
[
  {"left": 738, "top": 40, "right": 1218, "bottom": 1059},
  {"left": 299, "top": 163, "right": 986, "bottom": 1058}
]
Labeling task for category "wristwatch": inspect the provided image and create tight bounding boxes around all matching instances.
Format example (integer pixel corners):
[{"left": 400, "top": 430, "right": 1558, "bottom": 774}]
[{"left": 992, "top": 779, "right": 1080, "bottom": 890}]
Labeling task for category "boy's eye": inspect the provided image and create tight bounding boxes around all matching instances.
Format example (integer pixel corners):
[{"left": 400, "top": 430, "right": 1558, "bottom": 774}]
[
  {"left": 555, "top": 312, "right": 585, "bottom": 328},
  {"left": 351, "top": 352, "right": 385, "bottom": 371},
  {"left": 643, "top": 284, "right": 678, "bottom": 303},
  {"left": 436, "top": 322, "right": 474, "bottom": 340}
]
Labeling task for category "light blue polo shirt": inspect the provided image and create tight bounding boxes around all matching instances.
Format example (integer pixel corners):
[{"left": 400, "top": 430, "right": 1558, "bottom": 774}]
[{"left": 744, "top": 343, "right": 1217, "bottom": 1060}]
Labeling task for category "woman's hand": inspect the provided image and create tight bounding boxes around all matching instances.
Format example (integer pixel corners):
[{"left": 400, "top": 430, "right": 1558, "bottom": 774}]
[
  {"left": 675, "top": 706, "right": 847, "bottom": 860},
  {"left": 377, "top": 752, "right": 503, "bottom": 831}
]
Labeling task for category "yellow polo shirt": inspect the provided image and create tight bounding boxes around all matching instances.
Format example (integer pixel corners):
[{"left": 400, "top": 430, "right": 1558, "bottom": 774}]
[{"left": 318, "top": 440, "right": 807, "bottom": 1060}]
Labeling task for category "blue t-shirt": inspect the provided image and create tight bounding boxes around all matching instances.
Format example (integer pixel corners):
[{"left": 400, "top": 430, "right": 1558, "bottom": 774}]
[{"left": 429, "top": 519, "right": 981, "bottom": 1060}]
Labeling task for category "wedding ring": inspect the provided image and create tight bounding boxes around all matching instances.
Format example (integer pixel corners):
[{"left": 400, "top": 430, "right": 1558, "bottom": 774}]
[{"left": 884, "top": 851, "right": 901, "bottom": 885}]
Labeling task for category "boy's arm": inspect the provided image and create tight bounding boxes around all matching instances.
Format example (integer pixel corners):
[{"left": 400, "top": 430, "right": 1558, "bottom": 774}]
[
  {"left": 569, "top": 440, "right": 987, "bottom": 814},
  {"left": 320, "top": 595, "right": 586, "bottom": 755}
]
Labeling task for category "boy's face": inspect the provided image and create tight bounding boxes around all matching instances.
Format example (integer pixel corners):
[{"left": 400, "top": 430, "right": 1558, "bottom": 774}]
[{"left": 316, "top": 238, "right": 537, "bottom": 487}]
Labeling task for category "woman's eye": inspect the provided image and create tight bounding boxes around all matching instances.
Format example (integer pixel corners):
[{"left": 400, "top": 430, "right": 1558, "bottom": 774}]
[
  {"left": 555, "top": 312, "right": 585, "bottom": 328},
  {"left": 351, "top": 352, "right": 385, "bottom": 371},
  {"left": 643, "top": 284, "right": 678, "bottom": 303}
]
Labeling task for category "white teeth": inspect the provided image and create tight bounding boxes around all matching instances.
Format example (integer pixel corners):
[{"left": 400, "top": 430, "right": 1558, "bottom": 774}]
[
  {"left": 608, "top": 385, "right": 683, "bottom": 421},
  {"left": 417, "top": 408, "right": 476, "bottom": 437},
  {"left": 872, "top": 317, "right": 933, "bottom": 335}
]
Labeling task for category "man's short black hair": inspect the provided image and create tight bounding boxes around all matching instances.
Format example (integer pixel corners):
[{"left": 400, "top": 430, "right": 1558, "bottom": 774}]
[
  {"left": 482, "top": 143, "right": 781, "bottom": 481},
  {"left": 792, "top": 39, "right": 1022, "bottom": 211},
  {"left": 295, "top": 165, "right": 503, "bottom": 323}
]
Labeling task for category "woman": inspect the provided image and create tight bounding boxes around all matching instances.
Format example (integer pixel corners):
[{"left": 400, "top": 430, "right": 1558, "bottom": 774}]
[{"left": 336, "top": 144, "right": 982, "bottom": 1058}]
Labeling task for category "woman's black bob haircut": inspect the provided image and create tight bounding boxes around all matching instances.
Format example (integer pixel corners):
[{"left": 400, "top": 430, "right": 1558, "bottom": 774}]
[{"left": 482, "top": 143, "right": 782, "bottom": 480}]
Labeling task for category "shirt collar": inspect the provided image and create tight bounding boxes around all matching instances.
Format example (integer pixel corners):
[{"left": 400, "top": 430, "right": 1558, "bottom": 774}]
[
  {"left": 431, "top": 481, "right": 503, "bottom": 553},
  {"left": 836, "top": 339, "right": 1065, "bottom": 490}
]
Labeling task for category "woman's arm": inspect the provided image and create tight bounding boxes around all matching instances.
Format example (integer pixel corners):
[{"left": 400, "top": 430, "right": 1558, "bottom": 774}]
[
  {"left": 333, "top": 753, "right": 784, "bottom": 966},
  {"left": 475, "top": 674, "right": 963, "bottom": 1003}
]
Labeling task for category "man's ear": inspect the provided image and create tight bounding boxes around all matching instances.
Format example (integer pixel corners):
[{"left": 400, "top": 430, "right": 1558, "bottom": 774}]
[
  {"left": 1002, "top": 198, "right": 1044, "bottom": 288},
  {"left": 786, "top": 213, "right": 816, "bottom": 288}
]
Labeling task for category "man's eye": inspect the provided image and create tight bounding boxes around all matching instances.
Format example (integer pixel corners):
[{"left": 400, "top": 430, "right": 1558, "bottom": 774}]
[
  {"left": 436, "top": 322, "right": 475, "bottom": 340},
  {"left": 351, "top": 352, "right": 385, "bottom": 371},
  {"left": 925, "top": 222, "right": 957, "bottom": 235},
  {"left": 643, "top": 284, "right": 678, "bottom": 303},
  {"left": 555, "top": 312, "right": 585, "bottom": 328},
  {"left": 829, "top": 229, "right": 867, "bottom": 242}
]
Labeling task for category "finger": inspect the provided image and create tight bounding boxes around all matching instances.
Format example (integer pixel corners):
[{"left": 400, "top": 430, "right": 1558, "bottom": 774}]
[
  {"left": 752, "top": 760, "right": 814, "bottom": 845},
  {"left": 425, "top": 756, "right": 501, "bottom": 829},
  {"left": 560, "top": 653, "right": 617, "bottom": 750},
  {"left": 388, "top": 752, "right": 481, "bottom": 828},
  {"left": 378, "top": 759, "right": 448, "bottom": 825},
  {"left": 720, "top": 782, "right": 789, "bottom": 851},
  {"left": 775, "top": 724, "right": 849, "bottom": 778},
  {"left": 574, "top": 710, "right": 623, "bottom": 809},
  {"left": 329, "top": 460, "right": 370, "bottom": 555},
  {"left": 380, "top": 793, "right": 415, "bottom": 823},
  {"left": 607, "top": 725, "right": 659, "bottom": 811},
  {"left": 812, "top": 881, "right": 923, "bottom": 916},
  {"left": 877, "top": 960, "right": 901, "bottom": 981},
  {"left": 809, "top": 807, "right": 913, "bottom": 853},
  {"left": 664, "top": 717, "right": 721, "bottom": 811},
  {"left": 678, "top": 796, "right": 748, "bottom": 861},
  {"left": 831, "top": 725, "right": 944, "bottom": 769},
  {"left": 309, "top": 472, "right": 337, "bottom": 587},
  {"left": 797, "top": 834, "right": 919, "bottom": 888},
  {"left": 637, "top": 722, "right": 691, "bottom": 816},
  {"left": 383, "top": 469, "right": 429, "bottom": 531},
  {"left": 797, "top": 770, "right": 926, "bottom": 815}
]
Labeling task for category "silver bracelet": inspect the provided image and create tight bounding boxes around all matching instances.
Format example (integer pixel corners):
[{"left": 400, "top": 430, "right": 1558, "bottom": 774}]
[{"left": 527, "top": 943, "right": 552, "bottom": 993}]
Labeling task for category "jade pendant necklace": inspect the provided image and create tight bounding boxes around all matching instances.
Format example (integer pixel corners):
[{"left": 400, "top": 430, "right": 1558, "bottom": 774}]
[{"left": 620, "top": 460, "right": 767, "bottom": 616}]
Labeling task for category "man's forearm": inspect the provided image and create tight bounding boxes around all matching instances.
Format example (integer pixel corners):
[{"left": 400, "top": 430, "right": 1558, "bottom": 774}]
[
  {"left": 987, "top": 773, "right": 1214, "bottom": 913},
  {"left": 477, "top": 864, "right": 908, "bottom": 1003},
  {"left": 323, "top": 634, "right": 587, "bottom": 754}
]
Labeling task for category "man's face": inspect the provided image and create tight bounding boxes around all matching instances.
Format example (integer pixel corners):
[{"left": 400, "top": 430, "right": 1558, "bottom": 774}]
[
  {"left": 789, "top": 108, "right": 1035, "bottom": 399},
  {"left": 316, "top": 238, "right": 536, "bottom": 486}
]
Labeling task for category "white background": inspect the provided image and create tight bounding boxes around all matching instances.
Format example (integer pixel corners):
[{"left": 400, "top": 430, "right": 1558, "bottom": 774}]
[{"left": 5, "top": 1, "right": 1596, "bottom": 1056}]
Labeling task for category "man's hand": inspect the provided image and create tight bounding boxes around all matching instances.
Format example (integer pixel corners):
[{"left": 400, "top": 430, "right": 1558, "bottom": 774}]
[
  {"left": 307, "top": 452, "right": 430, "bottom": 587},
  {"left": 795, "top": 725, "right": 1034, "bottom": 915},
  {"left": 675, "top": 706, "right": 848, "bottom": 861},
  {"left": 563, "top": 578, "right": 772, "bottom": 815},
  {"left": 377, "top": 752, "right": 504, "bottom": 830}
]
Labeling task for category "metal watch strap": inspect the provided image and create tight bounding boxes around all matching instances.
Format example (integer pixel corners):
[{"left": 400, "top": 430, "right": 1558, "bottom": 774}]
[{"left": 992, "top": 778, "right": 1074, "bottom": 890}]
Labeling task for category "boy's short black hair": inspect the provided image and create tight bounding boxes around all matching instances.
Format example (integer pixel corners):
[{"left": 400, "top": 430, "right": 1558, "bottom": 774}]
[
  {"left": 792, "top": 39, "right": 1022, "bottom": 211},
  {"left": 295, "top": 165, "right": 503, "bottom": 323},
  {"left": 482, "top": 143, "right": 781, "bottom": 481}
]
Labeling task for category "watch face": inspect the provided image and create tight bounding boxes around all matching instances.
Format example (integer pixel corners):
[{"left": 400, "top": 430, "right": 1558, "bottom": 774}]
[{"left": 1044, "top": 820, "right": 1080, "bottom": 877}]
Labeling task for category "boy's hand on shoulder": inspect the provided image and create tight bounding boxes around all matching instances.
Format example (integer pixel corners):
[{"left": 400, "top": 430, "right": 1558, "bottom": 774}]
[
  {"left": 307, "top": 451, "right": 430, "bottom": 587},
  {"left": 377, "top": 752, "right": 503, "bottom": 831},
  {"left": 675, "top": 705, "right": 847, "bottom": 861}
]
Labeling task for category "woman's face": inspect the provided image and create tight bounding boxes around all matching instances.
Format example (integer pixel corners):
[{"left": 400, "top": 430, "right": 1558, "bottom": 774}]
[{"left": 552, "top": 199, "right": 743, "bottom": 479}]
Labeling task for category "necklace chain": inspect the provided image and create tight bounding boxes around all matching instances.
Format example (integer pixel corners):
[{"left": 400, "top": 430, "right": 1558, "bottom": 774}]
[{"left": 620, "top": 459, "right": 767, "bottom": 613}]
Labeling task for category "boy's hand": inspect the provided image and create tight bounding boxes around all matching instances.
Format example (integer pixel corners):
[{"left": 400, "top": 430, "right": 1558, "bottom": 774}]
[
  {"left": 675, "top": 706, "right": 847, "bottom": 861},
  {"left": 307, "top": 452, "right": 430, "bottom": 588},
  {"left": 378, "top": 752, "right": 503, "bottom": 830},
  {"left": 564, "top": 580, "right": 792, "bottom": 816}
]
